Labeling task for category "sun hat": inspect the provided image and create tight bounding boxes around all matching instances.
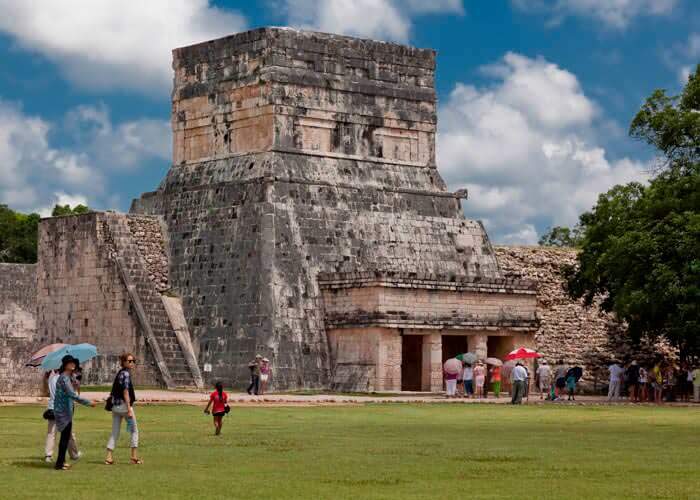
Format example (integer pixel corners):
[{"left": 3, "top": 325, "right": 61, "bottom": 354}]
[
  {"left": 262, "top": 357, "right": 269, "bottom": 362},
  {"left": 255, "top": 354, "right": 262, "bottom": 359},
  {"left": 60, "top": 355, "right": 77, "bottom": 371}
]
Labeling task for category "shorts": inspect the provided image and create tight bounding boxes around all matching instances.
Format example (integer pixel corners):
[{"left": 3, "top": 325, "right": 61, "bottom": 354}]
[
  {"left": 555, "top": 378, "right": 566, "bottom": 389},
  {"left": 463, "top": 380, "right": 474, "bottom": 395},
  {"left": 212, "top": 411, "right": 226, "bottom": 417}
]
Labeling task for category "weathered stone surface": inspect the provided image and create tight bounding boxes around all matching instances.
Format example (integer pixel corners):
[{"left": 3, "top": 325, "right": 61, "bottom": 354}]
[
  {"left": 130, "top": 28, "right": 528, "bottom": 390},
  {"left": 0, "top": 264, "right": 42, "bottom": 395}
]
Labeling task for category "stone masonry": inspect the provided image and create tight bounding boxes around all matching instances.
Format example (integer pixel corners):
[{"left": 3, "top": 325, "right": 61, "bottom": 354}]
[{"left": 130, "top": 28, "right": 538, "bottom": 391}]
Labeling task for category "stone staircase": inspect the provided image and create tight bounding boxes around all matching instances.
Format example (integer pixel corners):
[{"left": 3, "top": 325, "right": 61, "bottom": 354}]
[{"left": 102, "top": 214, "right": 201, "bottom": 389}]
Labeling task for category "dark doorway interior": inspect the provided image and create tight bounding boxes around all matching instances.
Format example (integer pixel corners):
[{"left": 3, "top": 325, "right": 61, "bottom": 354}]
[
  {"left": 442, "top": 335, "right": 468, "bottom": 363},
  {"left": 401, "top": 335, "right": 423, "bottom": 391},
  {"left": 487, "top": 335, "right": 513, "bottom": 361}
]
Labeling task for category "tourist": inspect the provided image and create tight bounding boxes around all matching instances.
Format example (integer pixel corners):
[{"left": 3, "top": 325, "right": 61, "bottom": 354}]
[
  {"left": 663, "top": 364, "right": 677, "bottom": 402},
  {"left": 536, "top": 360, "right": 552, "bottom": 400},
  {"left": 259, "top": 358, "right": 272, "bottom": 395},
  {"left": 652, "top": 361, "right": 664, "bottom": 404},
  {"left": 444, "top": 364, "right": 459, "bottom": 398},
  {"left": 625, "top": 360, "right": 640, "bottom": 402},
  {"left": 692, "top": 365, "right": 700, "bottom": 403},
  {"left": 105, "top": 353, "right": 142, "bottom": 465},
  {"left": 462, "top": 363, "right": 474, "bottom": 398},
  {"left": 247, "top": 354, "right": 262, "bottom": 395},
  {"left": 490, "top": 364, "right": 502, "bottom": 398},
  {"left": 607, "top": 360, "right": 624, "bottom": 401},
  {"left": 682, "top": 363, "right": 693, "bottom": 402},
  {"left": 44, "top": 369, "right": 80, "bottom": 463},
  {"left": 638, "top": 365, "right": 648, "bottom": 403},
  {"left": 204, "top": 381, "right": 229, "bottom": 435},
  {"left": 473, "top": 361, "right": 486, "bottom": 399},
  {"left": 53, "top": 356, "right": 96, "bottom": 470},
  {"left": 553, "top": 359, "right": 568, "bottom": 400},
  {"left": 566, "top": 372, "right": 577, "bottom": 401},
  {"left": 511, "top": 362, "right": 528, "bottom": 404}
]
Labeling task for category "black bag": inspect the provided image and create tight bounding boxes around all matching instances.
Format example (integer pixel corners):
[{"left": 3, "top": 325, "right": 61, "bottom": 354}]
[
  {"left": 42, "top": 409, "right": 55, "bottom": 420},
  {"left": 104, "top": 396, "right": 113, "bottom": 412},
  {"left": 224, "top": 404, "right": 231, "bottom": 414}
]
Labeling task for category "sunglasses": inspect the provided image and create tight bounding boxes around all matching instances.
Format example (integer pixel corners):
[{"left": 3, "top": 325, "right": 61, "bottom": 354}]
[{"left": 127, "top": 359, "right": 137, "bottom": 364}]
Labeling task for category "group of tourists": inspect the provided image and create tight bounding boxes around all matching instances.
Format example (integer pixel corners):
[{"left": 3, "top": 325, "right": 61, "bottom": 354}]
[
  {"left": 43, "top": 352, "right": 140, "bottom": 470},
  {"left": 607, "top": 359, "right": 700, "bottom": 404},
  {"left": 246, "top": 354, "right": 272, "bottom": 395}
]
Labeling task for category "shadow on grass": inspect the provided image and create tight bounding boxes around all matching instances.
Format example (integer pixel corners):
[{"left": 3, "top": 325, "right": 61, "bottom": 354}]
[{"left": 6, "top": 459, "right": 52, "bottom": 469}]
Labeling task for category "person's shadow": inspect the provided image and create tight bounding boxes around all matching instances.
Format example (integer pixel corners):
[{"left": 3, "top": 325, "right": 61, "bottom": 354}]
[{"left": 7, "top": 458, "right": 51, "bottom": 469}]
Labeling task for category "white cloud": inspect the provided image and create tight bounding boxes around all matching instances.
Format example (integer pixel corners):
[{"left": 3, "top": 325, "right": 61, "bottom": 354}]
[
  {"left": 282, "top": 0, "right": 464, "bottom": 42},
  {"left": 512, "top": 0, "right": 677, "bottom": 29},
  {"left": 65, "top": 104, "right": 170, "bottom": 171},
  {"left": 0, "top": 100, "right": 98, "bottom": 213},
  {"left": 0, "top": 0, "right": 247, "bottom": 94},
  {"left": 438, "top": 53, "right": 648, "bottom": 244},
  {"left": 0, "top": 99, "right": 171, "bottom": 214}
]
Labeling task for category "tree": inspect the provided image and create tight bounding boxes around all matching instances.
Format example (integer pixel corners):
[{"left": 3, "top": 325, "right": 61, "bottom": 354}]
[
  {"left": 568, "top": 66, "right": 700, "bottom": 358},
  {"left": 538, "top": 225, "right": 583, "bottom": 247},
  {"left": 0, "top": 205, "right": 40, "bottom": 263},
  {"left": 51, "top": 204, "right": 90, "bottom": 217}
]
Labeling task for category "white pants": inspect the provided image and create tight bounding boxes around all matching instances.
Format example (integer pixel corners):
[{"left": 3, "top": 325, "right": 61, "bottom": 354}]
[
  {"left": 446, "top": 379, "right": 457, "bottom": 396},
  {"left": 107, "top": 407, "right": 139, "bottom": 450},
  {"left": 608, "top": 380, "right": 621, "bottom": 400},
  {"left": 45, "top": 420, "right": 79, "bottom": 459}
]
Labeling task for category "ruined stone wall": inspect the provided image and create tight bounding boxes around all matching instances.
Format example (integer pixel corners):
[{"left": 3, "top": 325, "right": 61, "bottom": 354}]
[
  {"left": 126, "top": 216, "right": 170, "bottom": 292},
  {"left": 132, "top": 28, "right": 504, "bottom": 390},
  {"left": 36, "top": 213, "right": 160, "bottom": 386},
  {"left": 494, "top": 246, "right": 674, "bottom": 389},
  {"left": 0, "top": 264, "right": 42, "bottom": 395}
]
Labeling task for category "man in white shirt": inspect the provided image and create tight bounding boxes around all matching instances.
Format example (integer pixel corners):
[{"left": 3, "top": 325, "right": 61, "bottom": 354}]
[
  {"left": 607, "top": 361, "right": 624, "bottom": 401},
  {"left": 511, "top": 362, "right": 528, "bottom": 404}
]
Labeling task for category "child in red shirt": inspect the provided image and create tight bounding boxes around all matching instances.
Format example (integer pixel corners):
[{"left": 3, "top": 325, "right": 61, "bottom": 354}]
[{"left": 204, "top": 382, "right": 228, "bottom": 435}]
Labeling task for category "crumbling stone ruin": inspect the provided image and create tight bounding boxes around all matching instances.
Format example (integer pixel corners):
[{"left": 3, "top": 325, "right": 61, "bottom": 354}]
[{"left": 0, "top": 28, "right": 650, "bottom": 394}]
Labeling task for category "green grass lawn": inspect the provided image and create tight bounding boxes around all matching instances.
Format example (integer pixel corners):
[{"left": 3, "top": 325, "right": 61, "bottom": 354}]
[{"left": 1, "top": 404, "right": 698, "bottom": 499}]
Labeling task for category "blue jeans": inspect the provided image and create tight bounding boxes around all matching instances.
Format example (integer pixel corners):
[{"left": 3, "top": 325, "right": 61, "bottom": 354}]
[{"left": 464, "top": 379, "right": 474, "bottom": 395}]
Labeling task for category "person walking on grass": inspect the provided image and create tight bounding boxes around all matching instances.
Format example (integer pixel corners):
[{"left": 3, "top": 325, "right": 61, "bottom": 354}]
[
  {"left": 44, "top": 369, "right": 81, "bottom": 463},
  {"left": 511, "top": 362, "right": 527, "bottom": 405},
  {"left": 652, "top": 361, "right": 664, "bottom": 404},
  {"left": 204, "top": 382, "right": 229, "bottom": 435},
  {"left": 259, "top": 358, "right": 272, "bottom": 395},
  {"left": 53, "top": 356, "right": 97, "bottom": 470},
  {"left": 536, "top": 360, "right": 552, "bottom": 400},
  {"left": 607, "top": 360, "right": 624, "bottom": 401},
  {"left": 553, "top": 359, "right": 568, "bottom": 401},
  {"left": 247, "top": 354, "right": 262, "bottom": 395},
  {"left": 105, "top": 353, "right": 142, "bottom": 465}
]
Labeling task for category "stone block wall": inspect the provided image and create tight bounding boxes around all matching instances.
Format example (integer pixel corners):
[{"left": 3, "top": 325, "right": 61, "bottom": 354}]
[
  {"left": 36, "top": 213, "right": 161, "bottom": 386},
  {"left": 0, "top": 264, "right": 42, "bottom": 395}
]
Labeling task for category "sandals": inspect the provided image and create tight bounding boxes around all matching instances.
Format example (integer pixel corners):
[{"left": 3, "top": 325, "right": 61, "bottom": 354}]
[
  {"left": 130, "top": 458, "right": 143, "bottom": 465},
  {"left": 104, "top": 459, "right": 114, "bottom": 465},
  {"left": 55, "top": 463, "right": 71, "bottom": 470}
]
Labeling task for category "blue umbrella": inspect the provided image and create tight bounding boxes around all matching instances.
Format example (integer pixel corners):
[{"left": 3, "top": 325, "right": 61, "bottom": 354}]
[{"left": 40, "top": 343, "right": 98, "bottom": 370}]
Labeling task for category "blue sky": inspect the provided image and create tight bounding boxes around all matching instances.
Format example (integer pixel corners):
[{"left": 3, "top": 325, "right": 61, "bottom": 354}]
[{"left": 0, "top": 0, "right": 697, "bottom": 243}]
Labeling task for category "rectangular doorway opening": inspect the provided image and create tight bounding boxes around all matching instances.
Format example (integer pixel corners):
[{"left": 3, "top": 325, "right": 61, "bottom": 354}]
[
  {"left": 401, "top": 335, "right": 423, "bottom": 391},
  {"left": 487, "top": 335, "right": 514, "bottom": 361},
  {"left": 442, "top": 335, "right": 468, "bottom": 363}
]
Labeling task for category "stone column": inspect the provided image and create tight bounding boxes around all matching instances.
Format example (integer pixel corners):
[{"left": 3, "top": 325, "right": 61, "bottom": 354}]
[
  {"left": 468, "top": 334, "right": 488, "bottom": 360},
  {"left": 422, "top": 333, "right": 442, "bottom": 392}
]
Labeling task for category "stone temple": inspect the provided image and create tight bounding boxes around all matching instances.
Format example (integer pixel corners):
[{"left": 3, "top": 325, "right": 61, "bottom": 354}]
[{"left": 3, "top": 28, "right": 547, "bottom": 392}]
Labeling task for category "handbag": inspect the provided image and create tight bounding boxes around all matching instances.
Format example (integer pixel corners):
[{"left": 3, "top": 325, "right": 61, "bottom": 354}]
[
  {"left": 42, "top": 409, "right": 55, "bottom": 420},
  {"left": 104, "top": 396, "right": 113, "bottom": 412}
]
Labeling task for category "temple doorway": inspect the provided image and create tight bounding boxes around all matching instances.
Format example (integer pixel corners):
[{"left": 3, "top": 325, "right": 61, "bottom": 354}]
[
  {"left": 442, "top": 335, "right": 468, "bottom": 363},
  {"left": 401, "top": 335, "right": 423, "bottom": 391},
  {"left": 487, "top": 335, "right": 514, "bottom": 361}
]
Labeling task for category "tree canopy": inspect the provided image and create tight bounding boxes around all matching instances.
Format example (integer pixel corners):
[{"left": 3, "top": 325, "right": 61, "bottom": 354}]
[
  {"left": 52, "top": 204, "right": 90, "bottom": 217},
  {"left": 568, "top": 66, "right": 700, "bottom": 358},
  {"left": 538, "top": 225, "right": 583, "bottom": 247}
]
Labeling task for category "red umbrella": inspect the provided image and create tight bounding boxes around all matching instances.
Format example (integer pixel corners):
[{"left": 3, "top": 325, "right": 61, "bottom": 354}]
[
  {"left": 504, "top": 347, "right": 542, "bottom": 361},
  {"left": 26, "top": 343, "right": 68, "bottom": 367}
]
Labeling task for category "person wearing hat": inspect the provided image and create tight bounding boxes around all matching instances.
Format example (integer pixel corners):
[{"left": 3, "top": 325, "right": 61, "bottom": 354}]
[
  {"left": 53, "top": 355, "right": 97, "bottom": 470},
  {"left": 511, "top": 362, "right": 528, "bottom": 404},
  {"left": 247, "top": 355, "right": 263, "bottom": 395},
  {"left": 259, "top": 358, "right": 272, "bottom": 395},
  {"left": 473, "top": 361, "right": 486, "bottom": 399}
]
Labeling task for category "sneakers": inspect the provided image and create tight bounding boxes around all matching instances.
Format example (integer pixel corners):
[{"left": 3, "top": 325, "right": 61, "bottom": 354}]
[{"left": 45, "top": 456, "right": 52, "bottom": 463}]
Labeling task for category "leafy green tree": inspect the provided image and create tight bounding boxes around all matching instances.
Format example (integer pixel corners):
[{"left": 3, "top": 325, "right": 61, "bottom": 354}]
[
  {"left": 0, "top": 205, "right": 40, "bottom": 263},
  {"left": 538, "top": 225, "right": 583, "bottom": 247},
  {"left": 568, "top": 66, "right": 700, "bottom": 358},
  {"left": 51, "top": 204, "right": 90, "bottom": 217}
]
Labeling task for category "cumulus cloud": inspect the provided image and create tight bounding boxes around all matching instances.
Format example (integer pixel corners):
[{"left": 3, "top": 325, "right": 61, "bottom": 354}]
[
  {"left": 0, "top": 99, "right": 171, "bottom": 214},
  {"left": 675, "top": 33, "right": 700, "bottom": 84},
  {"left": 282, "top": 0, "right": 464, "bottom": 42},
  {"left": 0, "top": 0, "right": 247, "bottom": 94},
  {"left": 437, "top": 53, "right": 648, "bottom": 244},
  {"left": 0, "top": 100, "right": 98, "bottom": 213},
  {"left": 512, "top": 0, "right": 678, "bottom": 29}
]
